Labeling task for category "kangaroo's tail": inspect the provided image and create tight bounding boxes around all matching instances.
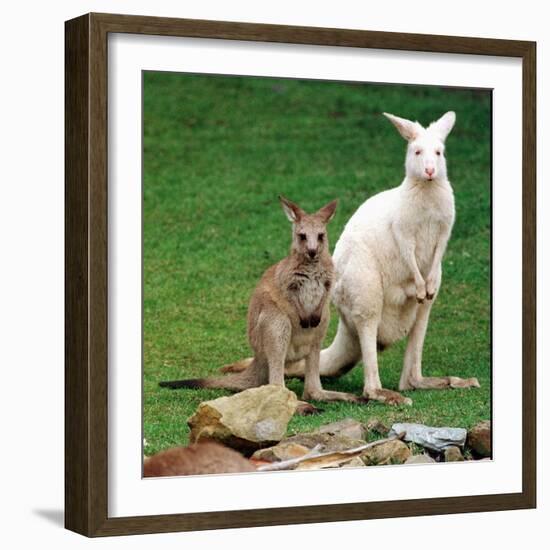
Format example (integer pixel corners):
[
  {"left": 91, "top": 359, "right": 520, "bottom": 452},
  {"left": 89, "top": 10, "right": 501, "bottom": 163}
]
[
  {"left": 220, "top": 357, "right": 308, "bottom": 378},
  {"left": 159, "top": 362, "right": 263, "bottom": 391}
]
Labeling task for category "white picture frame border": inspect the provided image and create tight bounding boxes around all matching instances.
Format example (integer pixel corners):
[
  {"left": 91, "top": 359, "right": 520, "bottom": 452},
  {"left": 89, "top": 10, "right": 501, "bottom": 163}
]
[{"left": 107, "top": 32, "right": 523, "bottom": 518}]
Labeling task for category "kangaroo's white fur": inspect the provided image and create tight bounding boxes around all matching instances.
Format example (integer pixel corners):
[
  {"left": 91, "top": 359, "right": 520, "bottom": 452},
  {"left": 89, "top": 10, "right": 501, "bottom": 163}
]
[{"left": 317, "top": 111, "right": 480, "bottom": 405}]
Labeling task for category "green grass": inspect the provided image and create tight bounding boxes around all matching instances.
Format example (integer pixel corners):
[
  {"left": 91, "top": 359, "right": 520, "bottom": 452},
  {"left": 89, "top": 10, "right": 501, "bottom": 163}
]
[{"left": 143, "top": 73, "right": 491, "bottom": 456}]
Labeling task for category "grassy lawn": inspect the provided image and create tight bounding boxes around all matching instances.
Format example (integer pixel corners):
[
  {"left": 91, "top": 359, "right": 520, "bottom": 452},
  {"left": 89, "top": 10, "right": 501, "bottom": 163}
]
[{"left": 143, "top": 72, "right": 491, "bottom": 456}]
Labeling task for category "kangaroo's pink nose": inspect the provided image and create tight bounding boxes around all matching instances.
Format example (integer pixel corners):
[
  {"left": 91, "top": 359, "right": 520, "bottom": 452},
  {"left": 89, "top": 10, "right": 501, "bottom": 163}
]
[{"left": 425, "top": 167, "right": 435, "bottom": 177}]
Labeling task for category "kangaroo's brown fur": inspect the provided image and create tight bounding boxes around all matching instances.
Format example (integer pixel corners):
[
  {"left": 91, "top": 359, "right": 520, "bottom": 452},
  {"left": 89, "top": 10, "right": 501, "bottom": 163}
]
[
  {"left": 143, "top": 442, "right": 255, "bottom": 477},
  {"left": 160, "top": 196, "right": 363, "bottom": 410}
]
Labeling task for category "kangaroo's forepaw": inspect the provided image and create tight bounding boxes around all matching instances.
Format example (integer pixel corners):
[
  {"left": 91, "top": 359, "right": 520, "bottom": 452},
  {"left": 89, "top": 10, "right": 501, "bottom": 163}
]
[
  {"left": 309, "top": 314, "right": 321, "bottom": 328},
  {"left": 365, "top": 388, "right": 413, "bottom": 406},
  {"left": 416, "top": 283, "right": 427, "bottom": 303},
  {"left": 425, "top": 277, "right": 437, "bottom": 300}
]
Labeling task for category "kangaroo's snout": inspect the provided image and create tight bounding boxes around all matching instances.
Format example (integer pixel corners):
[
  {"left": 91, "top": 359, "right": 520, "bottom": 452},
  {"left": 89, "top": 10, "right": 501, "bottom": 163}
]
[
  {"left": 308, "top": 249, "right": 317, "bottom": 259},
  {"left": 425, "top": 167, "right": 435, "bottom": 178}
]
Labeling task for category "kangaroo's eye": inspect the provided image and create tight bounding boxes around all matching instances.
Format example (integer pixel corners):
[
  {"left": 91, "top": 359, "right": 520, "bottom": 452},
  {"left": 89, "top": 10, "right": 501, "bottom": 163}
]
[
  {"left": 318, "top": 233, "right": 325, "bottom": 242},
  {"left": 436, "top": 150, "right": 441, "bottom": 156},
  {"left": 415, "top": 150, "right": 421, "bottom": 156},
  {"left": 298, "top": 233, "right": 307, "bottom": 241}
]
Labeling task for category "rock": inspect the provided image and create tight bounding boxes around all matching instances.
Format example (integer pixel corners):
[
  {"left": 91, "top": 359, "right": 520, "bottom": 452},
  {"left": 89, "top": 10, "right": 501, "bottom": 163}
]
[
  {"left": 362, "top": 440, "right": 411, "bottom": 466},
  {"left": 366, "top": 418, "right": 390, "bottom": 436},
  {"left": 389, "top": 423, "right": 467, "bottom": 452},
  {"left": 405, "top": 453, "right": 436, "bottom": 465},
  {"left": 316, "top": 418, "right": 367, "bottom": 441},
  {"left": 143, "top": 442, "right": 255, "bottom": 477},
  {"left": 252, "top": 431, "right": 365, "bottom": 463},
  {"left": 467, "top": 421, "right": 491, "bottom": 457},
  {"left": 295, "top": 455, "right": 366, "bottom": 471},
  {"left": 283, "top": 432, "right": 365, "bottom": 453},
  {"left": 339, "top": 456, "right": 367, "bottom": 469},
  {"left": 444, "top": 446, "right": 464, "bottom": 462},
  {"left": 188, "top": 385, "right": 297, "bottom": 454},
  {"left": 251, "top": 442, "right": 311, "bottom": 462}
]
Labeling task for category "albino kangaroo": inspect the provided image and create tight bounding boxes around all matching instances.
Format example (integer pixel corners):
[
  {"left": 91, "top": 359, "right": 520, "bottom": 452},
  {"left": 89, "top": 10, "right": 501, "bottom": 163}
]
[
  {"left": 223, "top": 112, "right": 480, "bottom": 405},
  {"left": 160, "top": 196, "right": 363, "bottom": 412}
]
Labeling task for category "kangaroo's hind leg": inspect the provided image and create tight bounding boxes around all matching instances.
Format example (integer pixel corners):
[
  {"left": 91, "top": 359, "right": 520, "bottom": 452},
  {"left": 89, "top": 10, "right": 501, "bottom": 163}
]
[
  {"left": 318, "top": 317, "right": 362, "bottom": 377},
  {"left": 302, "top": 344, "right": 366, "bottom": 405},
  {"left": 277, "top": 318, "right": 361, "bottom": 380},
  {"left": 256, "top": 311, "right": 292, "bottom": 387},
  {"left": 357, "top": 317, "right": 413, "bottom": 406},
  {"left": 399, "top": 299, "right": 480, "bottom": 391}
]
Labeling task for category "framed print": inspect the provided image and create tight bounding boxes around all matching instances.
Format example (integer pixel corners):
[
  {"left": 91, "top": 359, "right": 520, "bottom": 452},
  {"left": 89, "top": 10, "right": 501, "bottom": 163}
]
[{"left": 65, "top": 12, "right": 536, "bottom": 537}]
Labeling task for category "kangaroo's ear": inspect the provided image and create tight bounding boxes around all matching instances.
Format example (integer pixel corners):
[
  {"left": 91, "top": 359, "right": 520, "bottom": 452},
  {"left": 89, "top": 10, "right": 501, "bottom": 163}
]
[
  {"left": 383, "top": 112, "right": 422, "bottom": 141},
  {"left": 279, "top": 195, "right": 304, "bottom": 223},
  {"left": 429, "top": 111, "right": 456, "bottom": 141},
  {"left": 316, "top": 199, "right": 338, "bottom": 224}
]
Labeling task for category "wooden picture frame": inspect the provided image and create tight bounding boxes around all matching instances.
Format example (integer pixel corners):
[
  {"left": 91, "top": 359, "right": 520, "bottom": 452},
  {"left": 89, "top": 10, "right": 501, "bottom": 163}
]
[{"left": 65, "top": 12, "right": 536, "bottom": 537}]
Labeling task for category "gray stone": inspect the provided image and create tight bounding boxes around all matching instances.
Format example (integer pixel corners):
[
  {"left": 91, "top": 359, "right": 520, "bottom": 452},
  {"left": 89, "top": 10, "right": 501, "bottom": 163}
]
[
  {"left": 188, "top": 385, "right": 297, "bottom": 454},
  {"left": 389, "top": 423, "right": 467, "bottom": 452}
]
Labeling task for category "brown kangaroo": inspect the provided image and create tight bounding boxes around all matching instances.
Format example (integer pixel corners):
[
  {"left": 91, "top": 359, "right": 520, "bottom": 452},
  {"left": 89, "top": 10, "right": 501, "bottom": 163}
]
[{"left": 159, "top": 196, "right": 364, "bottom": 413}]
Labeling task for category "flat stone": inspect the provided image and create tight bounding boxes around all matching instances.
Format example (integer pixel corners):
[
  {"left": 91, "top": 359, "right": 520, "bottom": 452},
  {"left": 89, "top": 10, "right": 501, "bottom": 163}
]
[
  {"left": 252, "top": 431, "right": 366, "bottom": 464},
  {"left": 316, "top": 418, "right": 367, "bottom": 441},
  {"left": 339, "top": 456, "right": 367, "bottom": 468},
  {"left": 251, "top": 442, "right": 310, "bottom": 462},
  {"left": 283, "top": 432, "right": 365, "bottom": 453},
  {"left": 294, "top": 455, "right": 367, "bottom": 471},
  {"left": 389, "top": 423, "right": 467, "bottom": 452}
]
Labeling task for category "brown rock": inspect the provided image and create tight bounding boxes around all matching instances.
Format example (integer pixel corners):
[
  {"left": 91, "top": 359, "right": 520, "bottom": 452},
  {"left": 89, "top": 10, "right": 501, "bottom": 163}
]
[
  {"left": 143, "top": 442, "right": 255, "bottom": 477},
  {"left": 188, "top": 385, "right": 297, "bottom": 454},
  {"left": 444, "top": 446, "right": 464, "bottom": 462},
  {"left": 252, "top": 442, "right": 310, "bottom": 462},
  {"left": 467, "top": 421, "right": 492, "bottom": 457},
  {"left": 253, "top": 431, "right": 366, "bottom": 464},
  {"left": 362, "top": 440, "right": 411, "bottom": 466},
  {"left": 294, "top": 455, "right": 367, "bottom": 471},
  {"left": 283, "top": 432, "right": 365, "bottom": 453},
  {"left": 339, "top": 456, "right": 367, "bottom": 468},
  {"left": 317, "top": 418, "right": 367, "bottom": 441},
  {"left": 366, "top": 418, "right": 390, "bottom": 436}
]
